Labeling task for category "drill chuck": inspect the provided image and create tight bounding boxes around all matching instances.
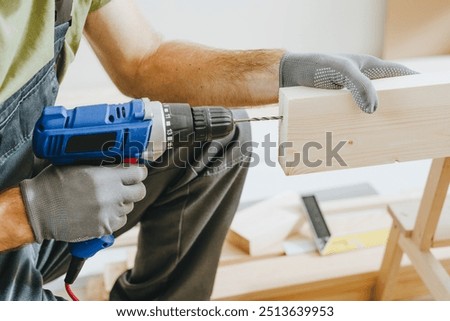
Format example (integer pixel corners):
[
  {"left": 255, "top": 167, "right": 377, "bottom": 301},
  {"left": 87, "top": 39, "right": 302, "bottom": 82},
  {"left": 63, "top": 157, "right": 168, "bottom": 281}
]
[
  {"left": 144, "top": 101, "right": 235, "bottom": 150},
  {"left": 192, "top": 107, "right": 234, "bottom": 142}
]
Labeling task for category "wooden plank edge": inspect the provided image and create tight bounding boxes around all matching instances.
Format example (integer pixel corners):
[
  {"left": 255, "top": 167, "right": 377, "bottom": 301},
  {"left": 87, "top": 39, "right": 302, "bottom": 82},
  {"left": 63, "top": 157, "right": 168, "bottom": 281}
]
[{"left": 213, "top": 258, "right": 450, "bottom": 301}]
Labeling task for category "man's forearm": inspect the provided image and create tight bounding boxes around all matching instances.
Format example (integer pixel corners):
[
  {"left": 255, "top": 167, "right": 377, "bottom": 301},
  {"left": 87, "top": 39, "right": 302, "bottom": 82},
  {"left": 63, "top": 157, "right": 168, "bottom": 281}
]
[
  {"left": 0, "top": 188, "right": 35, "bottom": 252},
  {"left": 84, "top": 0, "right": 285, "bottom": 107},
  {"left": 129, "top": 42, "right": 285, "bottom": 107}
]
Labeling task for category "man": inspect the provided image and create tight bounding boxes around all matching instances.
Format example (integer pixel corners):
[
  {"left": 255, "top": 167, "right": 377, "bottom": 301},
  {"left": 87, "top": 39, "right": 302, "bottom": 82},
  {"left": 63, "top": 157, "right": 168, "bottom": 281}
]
[{"left": 0, "top": 0, "right": 415, "bottom": 300}]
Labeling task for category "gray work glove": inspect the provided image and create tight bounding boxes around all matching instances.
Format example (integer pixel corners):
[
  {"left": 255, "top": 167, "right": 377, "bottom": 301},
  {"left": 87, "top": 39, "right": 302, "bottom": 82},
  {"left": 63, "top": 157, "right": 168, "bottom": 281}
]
[
  {"left": 20, "top": 164, "right": 148, "bottom": 243},
  {"left": 280, "top": 53, "right": 418, "bottom": 113}
]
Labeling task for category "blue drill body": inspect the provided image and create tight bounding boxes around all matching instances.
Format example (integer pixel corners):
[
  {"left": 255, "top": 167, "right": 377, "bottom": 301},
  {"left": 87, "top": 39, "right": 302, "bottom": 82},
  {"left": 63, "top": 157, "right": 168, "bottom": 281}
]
[{"left": 33, "top": 99, "right": 152, "bottom": 166}]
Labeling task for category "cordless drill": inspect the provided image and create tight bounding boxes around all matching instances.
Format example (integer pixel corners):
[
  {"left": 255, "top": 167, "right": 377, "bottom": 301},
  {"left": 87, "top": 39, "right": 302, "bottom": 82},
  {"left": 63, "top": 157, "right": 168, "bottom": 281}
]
[
  {"left": 32, "top": 98, "right": 239, "bottom": 289},
  {"left": 33, "top": 98, "right": 281, "bottom": 298}
]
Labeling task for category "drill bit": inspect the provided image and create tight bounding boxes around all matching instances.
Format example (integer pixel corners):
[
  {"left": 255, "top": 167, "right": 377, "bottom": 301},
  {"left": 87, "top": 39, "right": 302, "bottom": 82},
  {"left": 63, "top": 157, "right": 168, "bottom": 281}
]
[{"left": 234, "top": 116, "right": 283, "bottom": 123}]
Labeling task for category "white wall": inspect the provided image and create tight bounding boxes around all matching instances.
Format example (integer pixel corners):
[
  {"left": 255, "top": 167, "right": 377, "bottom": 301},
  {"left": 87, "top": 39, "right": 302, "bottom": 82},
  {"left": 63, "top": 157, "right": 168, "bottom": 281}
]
[
  {"left": 136, "top": 0, "right": 387, "bottom": 55},
  {"left": 59, "top": 0, "right": 431, "bottom": 204},
  {"left": 62, "top": 0, "right": 388, "bottom": 90}
]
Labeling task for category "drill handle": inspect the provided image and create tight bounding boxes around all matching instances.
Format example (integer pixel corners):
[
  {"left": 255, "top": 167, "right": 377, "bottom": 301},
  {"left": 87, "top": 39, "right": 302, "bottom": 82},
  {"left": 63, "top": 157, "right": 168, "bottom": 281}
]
[
  {"left": 65, "top": 235, "right": 115, "bottom": 284},
  {"left": 69, "top": 235, "right": 115, "bottom": 259}
]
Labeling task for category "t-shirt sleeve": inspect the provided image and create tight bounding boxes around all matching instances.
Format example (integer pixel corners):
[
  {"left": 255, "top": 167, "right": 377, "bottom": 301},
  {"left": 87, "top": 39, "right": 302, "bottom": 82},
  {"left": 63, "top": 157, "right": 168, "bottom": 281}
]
[{"left": 89, "top": 0, "right": 111, "bottom": 13}]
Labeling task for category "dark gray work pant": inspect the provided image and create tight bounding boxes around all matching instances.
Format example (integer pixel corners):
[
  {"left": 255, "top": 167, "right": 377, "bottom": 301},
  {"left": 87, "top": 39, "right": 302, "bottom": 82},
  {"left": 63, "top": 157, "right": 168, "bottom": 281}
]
[
  {"left": 0, "top": 22, "right": 252, "bottom": 301},
  {"left": 110, "top": 122, "right": 251, "bottom": 300}
]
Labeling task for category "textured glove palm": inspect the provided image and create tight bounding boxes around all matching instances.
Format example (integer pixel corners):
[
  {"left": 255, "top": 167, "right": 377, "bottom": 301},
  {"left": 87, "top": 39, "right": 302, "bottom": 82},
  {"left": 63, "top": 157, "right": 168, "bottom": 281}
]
[
  {"left": 20, "top": 165, "right": 148, "bottom": 243},
  {"left": 280, "top": 53, "right": 418, "bottom": 113}
]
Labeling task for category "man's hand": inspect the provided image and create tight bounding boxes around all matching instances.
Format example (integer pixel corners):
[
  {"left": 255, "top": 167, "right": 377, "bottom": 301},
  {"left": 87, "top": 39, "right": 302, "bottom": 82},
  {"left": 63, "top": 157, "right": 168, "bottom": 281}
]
[
  {"left": 280, "top": 53, "right": 418, "bottom": 113},
  {"left": 19, "top": 165, "right": 147, "bottom": 243}
]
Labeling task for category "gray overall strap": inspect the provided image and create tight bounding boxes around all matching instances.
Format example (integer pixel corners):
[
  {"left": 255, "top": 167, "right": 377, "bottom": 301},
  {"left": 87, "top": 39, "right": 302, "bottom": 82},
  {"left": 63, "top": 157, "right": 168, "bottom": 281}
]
[
  {"left": 0, "top": 22, "right": 72, "bottom": 300},
  {"left": 55, "top": 0, "right": 73, "bottom": 26}
]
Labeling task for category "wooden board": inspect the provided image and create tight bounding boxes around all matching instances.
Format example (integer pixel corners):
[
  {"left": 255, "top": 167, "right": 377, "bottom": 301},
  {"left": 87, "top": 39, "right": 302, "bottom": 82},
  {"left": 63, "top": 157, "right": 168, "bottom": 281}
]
[
  {"left": 278, "top": 73, "right": 450, "bottom": 175},
  {"left": 388, "top": 199, "right": 450, "bottom": 247},
  {"left": 227, "top": 192, "right": 302, "bottom": 256},
  {"left": 383, "top": 0, "right": 450, "bottom": 59},
  {"left": 85, "top": 276, "right": 108, "bottom": 301},
  {"left": 212, "top": 245, "right": 450, "bottom": 300}
]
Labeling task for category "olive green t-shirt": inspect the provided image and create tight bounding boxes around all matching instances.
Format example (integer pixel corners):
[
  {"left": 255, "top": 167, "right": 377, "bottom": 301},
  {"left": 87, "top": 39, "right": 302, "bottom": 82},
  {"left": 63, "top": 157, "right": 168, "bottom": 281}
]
[{"left": 0, "top": 0, "right": 110, "bottom": 103}]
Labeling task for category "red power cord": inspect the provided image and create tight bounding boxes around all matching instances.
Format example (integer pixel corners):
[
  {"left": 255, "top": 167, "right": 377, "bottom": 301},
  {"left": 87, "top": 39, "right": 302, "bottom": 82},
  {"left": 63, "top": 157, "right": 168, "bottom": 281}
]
[{"left": 65, "top": 283, "right": 79, "bottom": 301}]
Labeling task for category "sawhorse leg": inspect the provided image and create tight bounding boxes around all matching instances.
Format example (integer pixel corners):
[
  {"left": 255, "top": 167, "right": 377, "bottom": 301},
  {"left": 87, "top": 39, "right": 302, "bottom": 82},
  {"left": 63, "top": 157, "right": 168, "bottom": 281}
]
[{"left": 373, "top": 224, "right": 403, "bottom": 300}]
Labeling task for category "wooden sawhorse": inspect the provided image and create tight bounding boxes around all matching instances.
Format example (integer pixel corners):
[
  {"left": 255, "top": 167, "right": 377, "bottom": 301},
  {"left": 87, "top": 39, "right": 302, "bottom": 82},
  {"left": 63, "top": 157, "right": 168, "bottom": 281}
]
[{"left": 374, "top": 157, "right": 450, "bottom": 300}]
